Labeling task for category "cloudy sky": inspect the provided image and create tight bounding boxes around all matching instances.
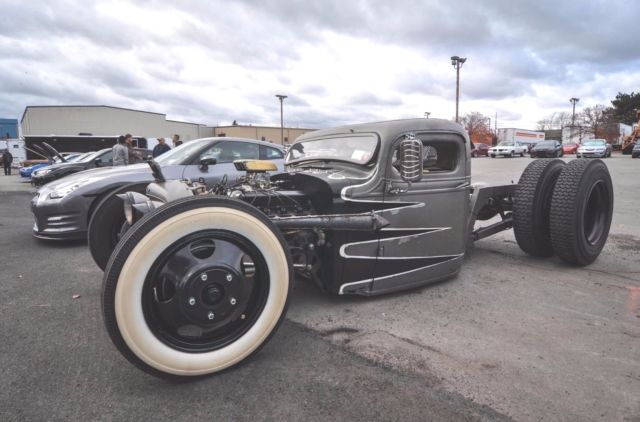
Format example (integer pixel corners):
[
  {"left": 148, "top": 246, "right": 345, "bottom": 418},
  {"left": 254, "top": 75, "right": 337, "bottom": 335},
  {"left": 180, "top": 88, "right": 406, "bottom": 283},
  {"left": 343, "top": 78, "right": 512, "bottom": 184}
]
[{"left": 1, "top": 0, "right": 638, "bottom": 130}]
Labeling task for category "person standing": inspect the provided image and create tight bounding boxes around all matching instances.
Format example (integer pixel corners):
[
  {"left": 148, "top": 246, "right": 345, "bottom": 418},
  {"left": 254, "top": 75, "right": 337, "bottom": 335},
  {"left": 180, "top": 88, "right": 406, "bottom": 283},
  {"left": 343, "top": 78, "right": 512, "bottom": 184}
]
[
  {"left": 172, "top": 134, "right": 182, "bottom": 147},
  {"left": 152, "top": 137, "right": 171, "bottom": 157},
  {"left": 3, "top": 149, "right": 13, "bottom": 175},
  {"left": 112, "top": 135, "right": 129, "bottom": 166}
]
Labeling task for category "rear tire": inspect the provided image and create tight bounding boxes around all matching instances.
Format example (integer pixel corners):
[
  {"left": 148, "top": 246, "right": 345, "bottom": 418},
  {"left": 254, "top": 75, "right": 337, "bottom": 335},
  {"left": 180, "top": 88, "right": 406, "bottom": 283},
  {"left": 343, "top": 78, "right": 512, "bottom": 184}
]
[
  {"left": 513, "top": 159, "right": 566, "bottom": 257},
  {"left": 549, "top": 159, "right": 613, "bottom": 265},
  {"left": 102, "top": 196, "right": 292, "bottom": 378},
  {"left": 88, "top": 183, "right": 148, "bottom": 271}
]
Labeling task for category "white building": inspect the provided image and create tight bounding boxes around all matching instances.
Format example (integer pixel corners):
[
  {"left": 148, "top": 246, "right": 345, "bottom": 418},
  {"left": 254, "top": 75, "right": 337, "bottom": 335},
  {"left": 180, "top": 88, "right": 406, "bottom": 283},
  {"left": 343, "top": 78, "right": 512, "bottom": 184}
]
[{"left": 21, "top": 105, "right": 214, "bottom": 141}]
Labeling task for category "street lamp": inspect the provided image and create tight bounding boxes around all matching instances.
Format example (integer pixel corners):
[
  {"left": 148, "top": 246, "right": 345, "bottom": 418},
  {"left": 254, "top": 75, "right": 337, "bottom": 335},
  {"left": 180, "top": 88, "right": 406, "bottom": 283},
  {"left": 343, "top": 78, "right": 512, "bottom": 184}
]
[
  {"left": 570, "top": 97, "right": 580, "bottom": 142},
  {"left": 424, "top": 112, "right": 431, "bottom": 119},
  {"left": 451, "top": 56, "right": 467, "bottom": 123},
  {"left": 275, "top": 94, "right": 288, "bottom": 145}
]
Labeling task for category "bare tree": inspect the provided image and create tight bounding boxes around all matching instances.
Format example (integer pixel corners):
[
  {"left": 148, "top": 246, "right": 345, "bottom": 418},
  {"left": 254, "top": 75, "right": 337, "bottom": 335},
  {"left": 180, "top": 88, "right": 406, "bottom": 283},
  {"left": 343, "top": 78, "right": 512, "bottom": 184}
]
[
  {"left": 579, "top": 105, "right": 610, "bottom": 137},
  {"left": 460, "top": 112, "right": 492, "bottom": 144},
  {"left": 536, "top": 111, "right": 573, "bottom": 130}
]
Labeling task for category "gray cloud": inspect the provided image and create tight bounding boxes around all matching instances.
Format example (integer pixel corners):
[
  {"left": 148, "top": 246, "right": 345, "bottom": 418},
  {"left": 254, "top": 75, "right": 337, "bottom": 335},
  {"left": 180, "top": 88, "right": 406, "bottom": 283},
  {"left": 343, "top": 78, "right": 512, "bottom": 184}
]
[{"left": 0, "top": 0, "right": 639, "bottom": 129}]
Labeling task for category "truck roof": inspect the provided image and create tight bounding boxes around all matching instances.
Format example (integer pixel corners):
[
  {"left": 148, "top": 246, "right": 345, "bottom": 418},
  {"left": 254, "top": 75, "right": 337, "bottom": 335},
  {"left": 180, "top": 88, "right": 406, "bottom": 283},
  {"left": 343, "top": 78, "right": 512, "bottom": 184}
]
[{"left": 296, "top": 118, "right": 468, "bottom": 145}]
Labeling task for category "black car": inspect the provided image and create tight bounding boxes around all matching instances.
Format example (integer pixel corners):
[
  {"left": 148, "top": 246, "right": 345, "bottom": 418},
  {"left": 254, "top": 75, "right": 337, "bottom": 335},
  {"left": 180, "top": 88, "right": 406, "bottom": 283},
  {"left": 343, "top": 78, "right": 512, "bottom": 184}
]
[
  {"left": 530, "top": 140, "right": 563, "bottom": 158},
  {"left": 31, "top": 146, "right": 151, "bottom": 186},
  {"left": 632, "top": 142, "right": 640, "bottom": 158}
]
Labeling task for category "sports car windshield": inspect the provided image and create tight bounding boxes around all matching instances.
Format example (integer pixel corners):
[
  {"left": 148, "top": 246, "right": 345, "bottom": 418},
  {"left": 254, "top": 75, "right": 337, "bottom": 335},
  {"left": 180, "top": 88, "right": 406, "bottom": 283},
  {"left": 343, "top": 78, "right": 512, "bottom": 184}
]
[
  {"left": 286, "top": 134, "right": 378, "bottom": 165},
  {"left": 155, "top": 138, "right": 211, "bottom": 165}
]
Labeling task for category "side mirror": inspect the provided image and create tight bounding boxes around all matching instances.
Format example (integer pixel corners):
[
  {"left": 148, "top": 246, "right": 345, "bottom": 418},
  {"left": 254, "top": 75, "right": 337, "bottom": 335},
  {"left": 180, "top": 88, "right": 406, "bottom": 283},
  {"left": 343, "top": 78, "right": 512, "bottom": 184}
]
[
  {"left": 94, "top": 158, "right": 103, "bottom": 167},
  {"left": 398, "top": 135, "right": 422, "bottom": 182},
  {"left": 199, "top": 156, "right": 217, "bottom": 171}
]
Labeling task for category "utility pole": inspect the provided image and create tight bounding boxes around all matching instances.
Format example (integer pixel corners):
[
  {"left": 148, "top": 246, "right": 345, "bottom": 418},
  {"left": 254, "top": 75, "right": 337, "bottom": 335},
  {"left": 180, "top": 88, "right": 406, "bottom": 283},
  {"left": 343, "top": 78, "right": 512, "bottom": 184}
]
[
  {"left": 424, "top": 112, "right": 431, "bottom": 119},
  {"left": 275, "top": 94, "right": 288, "bottom": 145},
  {"left": 451, "top": 56, "right": 467, "bottom": 123},
  {"left": 570, "top": 97, "right": 580, "bottom": 143}
]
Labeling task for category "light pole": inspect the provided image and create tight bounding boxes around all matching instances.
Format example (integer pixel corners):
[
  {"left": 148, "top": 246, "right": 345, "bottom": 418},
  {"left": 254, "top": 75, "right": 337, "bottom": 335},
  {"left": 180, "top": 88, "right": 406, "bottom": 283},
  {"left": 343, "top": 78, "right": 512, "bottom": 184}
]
[
  {"left": 570, "top": 97, "right": 579, "bottom": 142},
  {"left": 451, "top": 56, "right": 467, "bottom": 123},
  {"left": 424, "top": 112, "right": 431, "bottom": 119},
  {"left": 275, "top": 94, "right": 288, "bottom": 145}
]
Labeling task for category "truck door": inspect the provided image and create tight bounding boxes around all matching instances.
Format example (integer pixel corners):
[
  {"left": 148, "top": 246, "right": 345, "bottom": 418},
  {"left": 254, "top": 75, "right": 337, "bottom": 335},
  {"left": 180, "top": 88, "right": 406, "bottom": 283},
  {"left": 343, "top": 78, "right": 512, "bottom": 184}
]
[{"left": 370, "top": 132, "right": 471, "bottom": 295}]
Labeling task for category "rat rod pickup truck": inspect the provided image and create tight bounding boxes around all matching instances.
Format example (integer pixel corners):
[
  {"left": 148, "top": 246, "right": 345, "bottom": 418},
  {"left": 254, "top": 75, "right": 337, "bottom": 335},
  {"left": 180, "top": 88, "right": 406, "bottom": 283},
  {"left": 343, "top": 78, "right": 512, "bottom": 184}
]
[{"left": 92, "top": 118, "right": 613, "bottom": 378}]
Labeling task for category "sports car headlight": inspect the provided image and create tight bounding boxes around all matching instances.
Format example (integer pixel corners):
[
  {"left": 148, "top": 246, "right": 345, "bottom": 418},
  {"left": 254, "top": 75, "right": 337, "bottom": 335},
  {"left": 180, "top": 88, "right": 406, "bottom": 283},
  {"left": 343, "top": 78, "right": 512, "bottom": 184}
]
[
  {"left": 34, "top": 168, "right": 52, "bottom": 176},
  {"left": 48, "top": 184, "right": 83, "bottom": 199}
]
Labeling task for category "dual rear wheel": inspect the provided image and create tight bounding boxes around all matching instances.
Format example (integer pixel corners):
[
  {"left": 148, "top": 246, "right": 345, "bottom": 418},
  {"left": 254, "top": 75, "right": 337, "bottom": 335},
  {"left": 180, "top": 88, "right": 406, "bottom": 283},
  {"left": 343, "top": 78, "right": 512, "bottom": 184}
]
[{"left": 513, "top": 159, "right": 613, "bottom": 265}]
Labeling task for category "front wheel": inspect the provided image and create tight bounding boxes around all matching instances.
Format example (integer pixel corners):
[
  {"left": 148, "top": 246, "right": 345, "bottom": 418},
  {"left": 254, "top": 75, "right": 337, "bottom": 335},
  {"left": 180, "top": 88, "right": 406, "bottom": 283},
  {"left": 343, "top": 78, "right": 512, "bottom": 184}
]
[
  {"left": 509, "top": 151, "right": 514, "bottom": 158},
  {"left": 102, "top": 196, "right": 293, "bottom": 378},
  {"left": 88, "top": 183, "right": 148, "bottom": 271}
]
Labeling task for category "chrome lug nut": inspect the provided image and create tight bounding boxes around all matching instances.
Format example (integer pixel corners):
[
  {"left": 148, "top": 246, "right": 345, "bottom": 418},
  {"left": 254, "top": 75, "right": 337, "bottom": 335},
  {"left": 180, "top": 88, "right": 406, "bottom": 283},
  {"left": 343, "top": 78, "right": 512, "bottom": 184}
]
[
  {"left": 188, "top": 297, "right": 196, "bottom": 306},
  {"left": 230, "top": 298, "right": 237, "bottom": 305},
  {"left": 226, "top": 274, "right": 233, "bottom": 282},
  {"left": 200, "top": 273, "right": 208, "bottom": 281},
  {"left": 207, "top": 311, "right": 215, "bottom": 320}
]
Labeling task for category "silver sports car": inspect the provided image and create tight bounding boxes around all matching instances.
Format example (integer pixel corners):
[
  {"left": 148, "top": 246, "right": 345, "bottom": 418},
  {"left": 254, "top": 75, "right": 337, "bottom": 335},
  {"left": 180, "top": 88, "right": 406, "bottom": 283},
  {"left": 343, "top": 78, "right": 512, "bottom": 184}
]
[{"left": 31, "top": 137, "right": 285, "bottom": 240}]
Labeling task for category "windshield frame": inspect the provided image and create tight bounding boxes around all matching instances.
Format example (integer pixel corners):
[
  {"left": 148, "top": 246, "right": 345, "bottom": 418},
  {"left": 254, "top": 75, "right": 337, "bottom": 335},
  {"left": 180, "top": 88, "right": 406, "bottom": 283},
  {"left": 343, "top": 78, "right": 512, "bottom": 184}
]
[{"left": 286, "top": 133, "right": 380, "bottom": 166}]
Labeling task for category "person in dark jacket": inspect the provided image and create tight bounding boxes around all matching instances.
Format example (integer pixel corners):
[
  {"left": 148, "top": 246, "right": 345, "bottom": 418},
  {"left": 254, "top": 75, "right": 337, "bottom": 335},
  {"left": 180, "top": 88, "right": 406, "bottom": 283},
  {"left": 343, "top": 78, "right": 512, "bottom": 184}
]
[
  {"left": 3, "top": 149, "right": 13, "bottom": 175},
  {"left": 152, "top": 137, "right": 171, "bottom": 157}
]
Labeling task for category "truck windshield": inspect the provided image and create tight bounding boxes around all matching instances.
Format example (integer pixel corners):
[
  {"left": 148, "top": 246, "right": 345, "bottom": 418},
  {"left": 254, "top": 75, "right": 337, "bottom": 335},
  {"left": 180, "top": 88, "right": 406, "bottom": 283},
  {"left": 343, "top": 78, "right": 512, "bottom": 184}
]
[{"left": 286, "top": 134, "right": 378, "bottom": 166}]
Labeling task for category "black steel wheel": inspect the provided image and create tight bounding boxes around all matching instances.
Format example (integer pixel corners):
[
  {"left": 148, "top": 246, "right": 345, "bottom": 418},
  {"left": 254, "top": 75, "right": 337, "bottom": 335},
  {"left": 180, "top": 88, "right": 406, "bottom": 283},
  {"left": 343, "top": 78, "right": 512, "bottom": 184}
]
[
  {"left": 102, "top": 196, "right": 293, "bottom": 378},
  {"left": 549, "top": 159, "right": 613, "bottom": 265},
  {"left": 513, "top": 159, "right": 566, "bottom": 257},
  {"left": 88, "top": 183, "right": 149, "bottom": 271}
]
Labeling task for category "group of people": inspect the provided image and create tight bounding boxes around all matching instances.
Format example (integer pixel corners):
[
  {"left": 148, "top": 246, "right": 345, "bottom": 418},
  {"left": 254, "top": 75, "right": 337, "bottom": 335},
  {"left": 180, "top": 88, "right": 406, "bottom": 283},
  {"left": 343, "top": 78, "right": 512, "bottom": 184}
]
[{"left": 112, "top": 134, "right": 182, "bottom": 167}]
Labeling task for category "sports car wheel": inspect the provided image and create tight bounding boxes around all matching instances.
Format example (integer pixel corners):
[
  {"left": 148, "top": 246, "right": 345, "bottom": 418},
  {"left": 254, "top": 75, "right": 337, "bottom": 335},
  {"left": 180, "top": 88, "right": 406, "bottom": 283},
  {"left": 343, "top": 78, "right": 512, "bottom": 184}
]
[
  {"left": 88, "top": 183, "right": 149, "bottom": 271},
  {"left": 549, "top": 159, "right": 613, "bottom": 265},
  {"left": 513, "top": 159, "right": 566, "bottom": 257},
  {"left": 102, "top": 196, "right": 293, "bottom": 378}
]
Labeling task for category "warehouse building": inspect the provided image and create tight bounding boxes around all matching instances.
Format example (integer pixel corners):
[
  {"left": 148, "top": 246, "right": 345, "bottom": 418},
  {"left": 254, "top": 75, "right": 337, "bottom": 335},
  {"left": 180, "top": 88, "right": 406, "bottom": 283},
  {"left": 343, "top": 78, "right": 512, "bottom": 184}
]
[
  {"left": 20, "top": 105, "right": 316, "bottom": 147},
  {"left": 212, "top": 124, "right": 314, "bottom": 145},
  {"left": 21, "top": 105, "right": 212, "bottom": 140}
]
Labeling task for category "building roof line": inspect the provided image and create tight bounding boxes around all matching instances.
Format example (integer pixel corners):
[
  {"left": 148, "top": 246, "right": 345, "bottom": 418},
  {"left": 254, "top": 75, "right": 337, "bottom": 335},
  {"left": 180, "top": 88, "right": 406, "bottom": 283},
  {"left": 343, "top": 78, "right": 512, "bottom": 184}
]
[{"left": 21, "top": 105, "right": 167, "bottom": 123}]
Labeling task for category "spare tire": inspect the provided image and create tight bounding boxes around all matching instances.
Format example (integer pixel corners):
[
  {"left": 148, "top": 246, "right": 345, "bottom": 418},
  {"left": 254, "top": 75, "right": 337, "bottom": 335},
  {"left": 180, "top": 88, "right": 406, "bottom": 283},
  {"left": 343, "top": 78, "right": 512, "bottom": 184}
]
[
  {"left": 513, "top": 159, "right": 566, "bottom": 257},
  {"left": 549, "top": 159, "right": 613, "bottom": 265}
]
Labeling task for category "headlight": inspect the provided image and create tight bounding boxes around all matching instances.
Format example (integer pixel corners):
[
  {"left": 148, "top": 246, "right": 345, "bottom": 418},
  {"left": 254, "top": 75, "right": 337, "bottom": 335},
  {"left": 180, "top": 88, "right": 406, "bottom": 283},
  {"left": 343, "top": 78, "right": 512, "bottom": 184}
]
[
  {"left": 48, "top": 184, "right": 82, "bottom": 199},
  {"left": 46, "top": 179, "right": 93, "bottom": 200},
  {"left": 34, "top": 168, "right": 52, "bottom": 177}
]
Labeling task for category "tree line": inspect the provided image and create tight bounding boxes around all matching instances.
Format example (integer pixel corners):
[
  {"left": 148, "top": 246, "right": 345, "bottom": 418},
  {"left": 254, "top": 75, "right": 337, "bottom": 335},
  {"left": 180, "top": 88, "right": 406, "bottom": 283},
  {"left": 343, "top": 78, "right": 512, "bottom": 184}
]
[{"left": 536, "top": 92, "right": 640, "bottom": 140}]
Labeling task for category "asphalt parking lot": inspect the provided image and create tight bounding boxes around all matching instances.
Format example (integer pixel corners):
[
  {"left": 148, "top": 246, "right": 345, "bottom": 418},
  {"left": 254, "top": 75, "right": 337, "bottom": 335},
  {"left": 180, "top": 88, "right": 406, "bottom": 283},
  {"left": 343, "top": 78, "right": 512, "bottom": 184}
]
[{"left": 1, "top": 155, "right": 639, "bottom": 421}]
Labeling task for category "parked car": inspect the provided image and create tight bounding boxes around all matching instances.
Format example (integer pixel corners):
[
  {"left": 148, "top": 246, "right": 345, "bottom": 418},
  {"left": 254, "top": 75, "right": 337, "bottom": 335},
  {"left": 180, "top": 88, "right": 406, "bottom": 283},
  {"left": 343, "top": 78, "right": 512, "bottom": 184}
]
[
  {"left": 488, "top": 141, "right": 528, "bottom": 158},
  {"left": 632, "top": 142, "right": 640, "bottom": 158},
  {"left": 577, "top": 139, "right": 612, "bottom": 158},
  {"left": 95, "top": 118, "right": 613, "bottom": 378},
  {"left": 471, "top": 142, "right": 490, "bottom": 157},
  {"left": 20, "top": 152, "right": 86, "bottom": 179},
  {"left": 530, "top": 140, "right": 563, "bottom": 158},
  {"left": 30, "top": 147, "right": 151, "bottom": 186},
  {"left": 562, "top": 143, "right": 579, "bottom": 155},
  {"left": 31, "top": 137, "right": 285, "bottom": 241}
]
